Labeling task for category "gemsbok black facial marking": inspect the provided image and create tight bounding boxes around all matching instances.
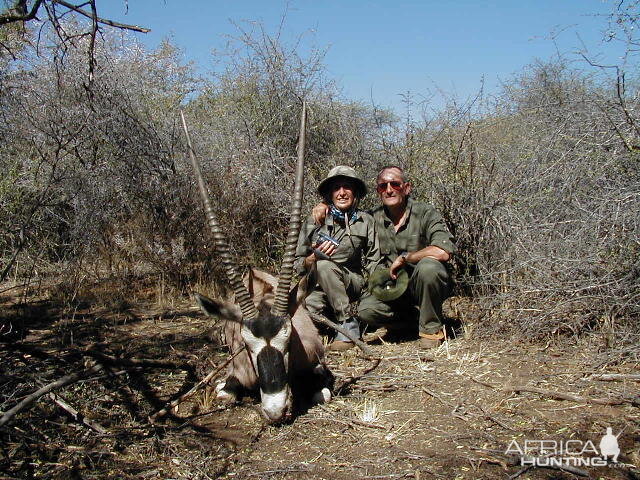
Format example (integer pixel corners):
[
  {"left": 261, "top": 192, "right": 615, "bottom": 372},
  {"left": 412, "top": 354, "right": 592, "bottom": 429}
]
[
  {"left": 248, "top": 315, "right": 287, "bottom": 342},
  {"left": 256, "top": 346, "right": 288, "bottom": 394}
]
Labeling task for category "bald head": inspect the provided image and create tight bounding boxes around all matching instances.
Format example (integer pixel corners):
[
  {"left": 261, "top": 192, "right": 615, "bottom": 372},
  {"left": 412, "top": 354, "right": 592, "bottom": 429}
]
[{"left": 377, "top": 165, "right": 408, "bottom": 183}]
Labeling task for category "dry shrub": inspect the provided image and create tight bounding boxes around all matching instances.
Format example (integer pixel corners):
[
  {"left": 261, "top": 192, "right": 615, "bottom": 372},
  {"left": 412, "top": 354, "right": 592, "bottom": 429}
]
[
  {"left": 406, "top": 59, "right": 639, "bottom": 340},
  {"left": 0, "top": 22, "right": 392, "bottom": 306}
]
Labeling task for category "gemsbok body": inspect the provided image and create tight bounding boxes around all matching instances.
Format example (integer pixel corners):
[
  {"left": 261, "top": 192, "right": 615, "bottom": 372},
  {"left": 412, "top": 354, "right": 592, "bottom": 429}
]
[{"left": 181, "top": 104, "right": 332, "bottom": 423}]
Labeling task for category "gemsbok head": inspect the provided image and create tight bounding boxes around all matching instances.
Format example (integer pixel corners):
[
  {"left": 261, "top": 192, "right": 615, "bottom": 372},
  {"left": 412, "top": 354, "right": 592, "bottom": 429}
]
[{"left": 181, "top": 103, "right": 331, "bottom": 423}]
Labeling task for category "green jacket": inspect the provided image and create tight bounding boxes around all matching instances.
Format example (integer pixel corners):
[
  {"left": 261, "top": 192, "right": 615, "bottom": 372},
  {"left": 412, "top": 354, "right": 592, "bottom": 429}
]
[
  {"left": 295, "top": 210, "right": 381, "bottom": 277},
  {"left": 372, "top": 198, "right": 456, "bottom": 267}
]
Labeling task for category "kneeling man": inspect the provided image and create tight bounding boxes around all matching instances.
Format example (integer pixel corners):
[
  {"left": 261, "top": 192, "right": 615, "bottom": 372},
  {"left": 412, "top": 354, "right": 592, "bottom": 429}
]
[
  {"left": 295, "top": 166, "right": 380, "bottom": 351},
  {"left": 359, "top": 166, "right": 456, "bottom": 348}
]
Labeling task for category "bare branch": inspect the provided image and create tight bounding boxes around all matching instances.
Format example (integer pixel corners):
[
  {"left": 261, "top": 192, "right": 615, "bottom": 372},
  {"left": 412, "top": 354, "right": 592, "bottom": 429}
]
[
  {"left": 148, "top": 346, "right": 247, "bottom": 424},
  {"left": 0, "top": 363, "right": 103, "bottom": 428},
  {"left": 48, "top": 392, "right": 108, "bottom": 434},
  {"left": 52, "top": 0, "right": 150, "bottom": 33},
  {"left": 0, "top": 0, "right": 150, "bottom": 32},
  {"left": 0, "top": 0, "right": 44, "bottom": 25}
]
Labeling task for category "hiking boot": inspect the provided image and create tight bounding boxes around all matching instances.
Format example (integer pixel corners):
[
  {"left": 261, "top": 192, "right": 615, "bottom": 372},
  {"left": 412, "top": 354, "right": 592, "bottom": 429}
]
[
  {"left": 326, "top": 340, "right": 355, "bottom": 351},
  {"left": 417, "top": 329, "right": 446, "bottom": 349},
  {"left": 329, "top": 316, "right": 359, "bottom": 350}
]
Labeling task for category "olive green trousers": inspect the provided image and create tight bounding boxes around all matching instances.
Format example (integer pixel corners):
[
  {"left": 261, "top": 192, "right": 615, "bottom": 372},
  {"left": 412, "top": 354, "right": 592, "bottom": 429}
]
[
  {"left": 304, "top": 259, "right": 364, "bottom": 339},
  {"left": 358, "top": 258, "right": 452, "bottom": 335}
]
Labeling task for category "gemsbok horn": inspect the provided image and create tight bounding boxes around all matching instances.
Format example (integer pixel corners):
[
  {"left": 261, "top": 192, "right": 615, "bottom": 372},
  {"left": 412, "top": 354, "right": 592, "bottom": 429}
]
[{"left": 181, "top": 103, "right": 332, "bottom": 423}]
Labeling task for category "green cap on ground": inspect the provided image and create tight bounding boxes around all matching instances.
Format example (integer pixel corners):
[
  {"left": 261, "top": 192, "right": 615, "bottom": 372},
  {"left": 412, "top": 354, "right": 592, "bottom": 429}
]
[
  {"left": 368, "top": 268, "right": 409, "bottom": 302},
  {"left": 317, "top": 165, "right": 367, "bottom": 199}
]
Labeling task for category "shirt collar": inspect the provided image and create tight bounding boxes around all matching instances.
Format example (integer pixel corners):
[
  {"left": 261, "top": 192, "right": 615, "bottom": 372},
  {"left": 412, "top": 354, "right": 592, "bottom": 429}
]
[{"left": 383, "top": 197, "right": 413, "bottom": 227}]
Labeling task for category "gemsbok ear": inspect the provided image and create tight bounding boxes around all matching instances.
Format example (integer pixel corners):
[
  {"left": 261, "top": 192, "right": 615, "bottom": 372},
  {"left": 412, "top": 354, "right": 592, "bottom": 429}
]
[
  {"left": 287, "top": 276, "right": 309, "bottom": 315},
  {"left": 246, "top": 268, "right": 275, "bottom": 299},
  {"left": 193, "top": 292, "right": 241, "bottom": 322}
]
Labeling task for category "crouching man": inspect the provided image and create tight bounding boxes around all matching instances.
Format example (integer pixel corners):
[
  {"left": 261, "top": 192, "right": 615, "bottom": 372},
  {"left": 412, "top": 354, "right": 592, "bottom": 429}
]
[
  {"left": 295, "top": 166, "right": 380, "bottom": 351},
  {"left": 360, "top": 166, "right": 456, "bottom": 348}
]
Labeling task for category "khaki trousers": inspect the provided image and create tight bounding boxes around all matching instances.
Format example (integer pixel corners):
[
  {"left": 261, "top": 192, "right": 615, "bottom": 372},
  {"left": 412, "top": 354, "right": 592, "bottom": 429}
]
[{"left": 304, "top": 259, "right": 365, "bottom": 325}]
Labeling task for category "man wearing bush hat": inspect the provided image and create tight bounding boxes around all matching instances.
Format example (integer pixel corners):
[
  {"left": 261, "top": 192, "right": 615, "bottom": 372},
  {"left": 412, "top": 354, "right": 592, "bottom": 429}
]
[
  {"left": 295, "top": 166, "right": 380, "bottom": 351},
  {"left": 313, "top": 165, "right": 456, "bottom": 349}
]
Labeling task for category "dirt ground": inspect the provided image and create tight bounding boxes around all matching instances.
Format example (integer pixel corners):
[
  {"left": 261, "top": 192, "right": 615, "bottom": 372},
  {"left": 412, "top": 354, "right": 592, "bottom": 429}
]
[{"left": 1, "top": 291, "right": 639, "bottom": 480}]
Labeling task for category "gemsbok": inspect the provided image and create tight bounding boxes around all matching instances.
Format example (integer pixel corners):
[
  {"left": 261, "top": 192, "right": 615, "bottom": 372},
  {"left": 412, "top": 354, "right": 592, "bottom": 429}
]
[{"left": 181, "top": 104, "right": 332, "bottom": 423}]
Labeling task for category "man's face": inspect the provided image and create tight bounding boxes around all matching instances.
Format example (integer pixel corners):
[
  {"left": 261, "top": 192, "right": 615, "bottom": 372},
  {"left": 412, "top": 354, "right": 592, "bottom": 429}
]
[
  {"left": 331, "top": 179, "right": 356, "bottom": 212},
  {"left": 376, "top": 168, "right": 411, "bottom": 209}
]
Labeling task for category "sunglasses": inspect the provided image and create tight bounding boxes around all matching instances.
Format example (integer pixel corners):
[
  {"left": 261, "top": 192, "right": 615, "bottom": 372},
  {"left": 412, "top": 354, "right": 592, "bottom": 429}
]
[{"left": 376, "top": 181, "right": 403, "bottom": 193}]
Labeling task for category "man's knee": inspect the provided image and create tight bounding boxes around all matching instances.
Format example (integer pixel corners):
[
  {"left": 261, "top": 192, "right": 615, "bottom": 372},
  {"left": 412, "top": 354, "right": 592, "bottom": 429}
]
[
  {"left": 411, "top": 258, "right": 452, "bottom": 305},
  {"left": 358, "top": 294, "right": 389, "bottom": 326},
  {"left": 315, "top": 259, "right": 339, "bottom": 279},
  {"left": 304, "top": 291, "right": 326, "bottom": 314},
  {"left": 413, "top": 258, "right": 450, "bottom": 285}
]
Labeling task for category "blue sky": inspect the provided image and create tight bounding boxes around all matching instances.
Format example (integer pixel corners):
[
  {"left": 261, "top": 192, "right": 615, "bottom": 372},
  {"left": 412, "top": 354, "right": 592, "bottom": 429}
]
[{"left": 98, "top": 1, "right": 627, "bottom": 114}]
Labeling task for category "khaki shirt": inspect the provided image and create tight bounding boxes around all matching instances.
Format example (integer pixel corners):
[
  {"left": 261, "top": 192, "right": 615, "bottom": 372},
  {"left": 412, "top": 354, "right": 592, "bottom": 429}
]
[
  {"left": 372, "top": 198, "right": 456, "bottom": 267},
  {"left": 295, "top": 210, "right": 381, "bottom": 277}
]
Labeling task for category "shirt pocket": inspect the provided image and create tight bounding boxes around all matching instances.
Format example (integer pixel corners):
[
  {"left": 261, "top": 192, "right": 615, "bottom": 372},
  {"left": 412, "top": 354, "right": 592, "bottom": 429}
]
[
  {"left": 342, "top": 234, "right": 365, "bottom": 256},
  {"left": 406, "top": 233, "right": 422, "bottom": 252}
]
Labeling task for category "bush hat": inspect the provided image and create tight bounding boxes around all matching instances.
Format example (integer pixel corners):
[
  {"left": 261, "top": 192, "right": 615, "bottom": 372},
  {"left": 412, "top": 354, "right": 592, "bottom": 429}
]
[
  {"left": 368, "top": 268, "right": 409, "bottom": 302},
  {"left": 317, "top": 166, "right": 367, "bottom": 199}
]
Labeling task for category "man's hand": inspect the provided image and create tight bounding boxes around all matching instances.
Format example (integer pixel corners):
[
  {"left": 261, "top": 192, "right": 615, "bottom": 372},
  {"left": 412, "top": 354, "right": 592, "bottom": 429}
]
[
  {"left": 304, "top": 240, "right": 338, "bottom": 270},
  {"left": 389, "top": 254, "right": 407, "bottom": 280},
  {"left": 312, "top": 202, "right": 329, "bottom": 225}
]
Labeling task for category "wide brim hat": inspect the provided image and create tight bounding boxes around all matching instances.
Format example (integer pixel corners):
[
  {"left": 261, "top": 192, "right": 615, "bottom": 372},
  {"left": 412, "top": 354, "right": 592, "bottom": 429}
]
[
  {"left": 368, "top": 269, "right": 409, "bottom": 302},
  {"left": 317, "top": 165, "right": 367, "bottom": 199}
]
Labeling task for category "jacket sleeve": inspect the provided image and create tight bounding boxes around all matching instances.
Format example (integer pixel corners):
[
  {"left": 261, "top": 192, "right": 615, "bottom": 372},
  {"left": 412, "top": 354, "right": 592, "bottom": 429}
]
[
  {"left": 294, "top": 215, "right": 316, "bottom": 275},
  {"left": 363, "top": 215, "right": 382, "bottom": 277},
  {"left": 423, "top": 207, "right": 457, "bottom": 255}
]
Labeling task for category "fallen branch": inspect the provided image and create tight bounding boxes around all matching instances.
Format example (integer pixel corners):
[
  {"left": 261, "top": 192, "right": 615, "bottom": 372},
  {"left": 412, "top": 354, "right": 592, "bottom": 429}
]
[
  {"left": 468, "top": 454, "right": 509, "bottom": 471},
  {"left": 587, "top": 373, "right": 640, "bottom": 382},
  {"left": 300, "top": 414, "right": 386, "bottom": 431},
  {"left": 148, "top": 346, "right": 246, "bottom": 423},
  {"left": 507, "top": 466, "right": 532, "bottom": 480},
  {"left": 351, "top": 418, "right": 387, "bottom": 430},
  {"left": 334, "top": 357, "right": 382, "bottom": 395},
  {"left": 308, "top": 312, "right": 378, "bottom": 359},
  {"left": 508, "top": 385, "right": 639, "bottom": 407},
  {"left": 49, "top": 392, "right": 107, "bottom": 434},
  {"left": 421, "top": 387, "right": 454, "bottom": 407},
  {"left": 475, "top": 404, "right": 516, "bottom": 432},
  {"left": 467, "top": 376, "right": 499, "bottom": 390},
  {"left": 0, "top": 363, "right": 103, "bottom": 428},
  {"left": 468, "top": 376, "right": 639, "bottom": 407}
]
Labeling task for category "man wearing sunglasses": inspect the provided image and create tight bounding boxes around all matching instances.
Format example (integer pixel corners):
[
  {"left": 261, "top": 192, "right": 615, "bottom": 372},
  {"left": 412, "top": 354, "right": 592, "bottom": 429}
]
[
  {"left": 295, "top": 166, "right": 380, "bottom": 351},
  {"left": 312, "top": 165, "right": 456, "bottom": 349}
]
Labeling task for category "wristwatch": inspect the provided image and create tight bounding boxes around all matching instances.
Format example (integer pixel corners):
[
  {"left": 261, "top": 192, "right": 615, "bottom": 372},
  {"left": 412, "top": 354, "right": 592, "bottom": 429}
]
[{"left": 399, "top": 251, "right": 409, "bottom": 263}]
